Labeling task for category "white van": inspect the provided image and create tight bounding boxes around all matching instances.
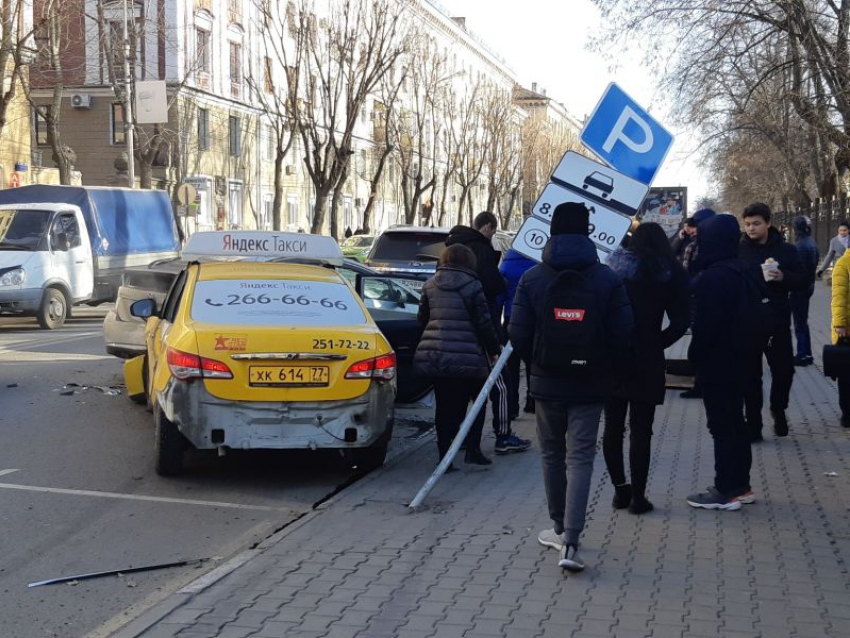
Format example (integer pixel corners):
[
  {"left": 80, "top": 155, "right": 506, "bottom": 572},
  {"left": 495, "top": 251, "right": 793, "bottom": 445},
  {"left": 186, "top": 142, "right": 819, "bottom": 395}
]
[{"left": 0, "top": 204, "right": 94, "bottom": 328}]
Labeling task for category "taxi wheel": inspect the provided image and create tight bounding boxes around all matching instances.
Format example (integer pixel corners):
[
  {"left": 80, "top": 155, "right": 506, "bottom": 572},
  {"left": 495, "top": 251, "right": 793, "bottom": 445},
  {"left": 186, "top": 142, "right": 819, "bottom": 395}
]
[
  {"left": 348, "top": 441, "right": 388, "bottom": 471},
  {"left": 155, "top": 407, "right": 186, "bottom": 476}
]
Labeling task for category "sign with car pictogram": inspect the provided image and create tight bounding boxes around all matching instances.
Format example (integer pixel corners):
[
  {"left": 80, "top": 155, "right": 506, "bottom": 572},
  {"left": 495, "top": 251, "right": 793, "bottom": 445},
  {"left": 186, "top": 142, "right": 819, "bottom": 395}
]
[
  {"left": 550, "top": 151, "right": 649, "bottom": 217},
  {"left": 512, "top": 213, "right": 613, "bottom": 265}
]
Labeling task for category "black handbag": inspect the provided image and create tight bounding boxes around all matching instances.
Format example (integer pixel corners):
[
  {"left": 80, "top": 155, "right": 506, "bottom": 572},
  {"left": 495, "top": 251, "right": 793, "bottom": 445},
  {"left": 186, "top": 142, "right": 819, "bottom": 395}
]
[{"left": 823, "top": 337, "right": 850, "bottom": 379}]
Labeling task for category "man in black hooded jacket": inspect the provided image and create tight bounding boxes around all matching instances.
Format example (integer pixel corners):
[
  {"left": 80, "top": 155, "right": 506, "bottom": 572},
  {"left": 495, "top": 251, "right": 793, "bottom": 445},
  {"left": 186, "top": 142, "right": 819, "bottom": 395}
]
[
  {"left": 739, "top": 203, "right": 807, "bottom": 440},
  {"left": 446, "top": 212, "right": 530, "bottom": 455},
  {"left": 687, "top": 214, "right": 754, "bottom": 510}
]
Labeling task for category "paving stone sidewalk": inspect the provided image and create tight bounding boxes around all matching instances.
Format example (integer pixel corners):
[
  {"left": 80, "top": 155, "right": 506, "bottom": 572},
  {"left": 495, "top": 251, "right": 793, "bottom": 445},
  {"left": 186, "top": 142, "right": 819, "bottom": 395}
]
[{"left": 123, "top": 285, "right": 850, "bottom": 638}]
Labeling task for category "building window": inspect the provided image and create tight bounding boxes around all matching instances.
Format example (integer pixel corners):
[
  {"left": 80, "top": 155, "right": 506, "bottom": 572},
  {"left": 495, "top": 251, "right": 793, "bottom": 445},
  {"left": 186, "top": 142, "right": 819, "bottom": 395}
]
[
  {"left": 264, "top": 57, "right": 273, "bottom": 94},
  {"left": 111, "top": 103, "right": 126, "bottom": 145},
  {"left": 287, "top": 196, "right": 298, "bottom": 227},
  {"left": 230, "top": 42, "right": 242, "bottom": 98},
  {"left": 196, "top": 0, "right": 213, "bottom": 13},
  {"left": 196, "top": 29, "right": 210, "bottom": 77},
  {"left": 108, "top": 19, "right": 144, "bottom": 79},
  {"left": 264, "top": 125, "right": 275, "bottom": 161},
  {"left": 343, "top": 197, "right": 353, "bottom": 231},
  {"left": 227, "top": 0, "right": 242, "bottom": 24},
  {"left": 198, "top": 108, "right": 209, "bottom": 150},
  {"left": 33, "top": 107, "right": 50, "bottom": 146},
  {"left": 229, "top": 115, "right": 241, "bottom": 155}
]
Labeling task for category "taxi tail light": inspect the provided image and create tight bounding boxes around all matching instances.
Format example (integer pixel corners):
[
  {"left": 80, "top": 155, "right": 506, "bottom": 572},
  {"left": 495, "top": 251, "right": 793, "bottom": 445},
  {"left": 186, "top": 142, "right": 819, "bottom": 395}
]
[
  {"left": 345, "top": 353, "right": 396, "bottom": 380},
  {"left": 167, "top": 348, "right": 233, "bottom": 380}
]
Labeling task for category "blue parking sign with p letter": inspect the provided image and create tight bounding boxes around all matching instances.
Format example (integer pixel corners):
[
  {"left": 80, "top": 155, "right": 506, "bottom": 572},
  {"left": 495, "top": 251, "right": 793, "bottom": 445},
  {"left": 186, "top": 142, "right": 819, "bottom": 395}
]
[{"left": 581, "top": 83, "right": 674, "bottom": 185}]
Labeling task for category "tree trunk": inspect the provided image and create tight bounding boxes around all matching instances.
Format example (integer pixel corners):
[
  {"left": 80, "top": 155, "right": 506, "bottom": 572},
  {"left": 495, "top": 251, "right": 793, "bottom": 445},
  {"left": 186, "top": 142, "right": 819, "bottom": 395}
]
[
  {"left": 272, "top": 150, "right": 285, "bottom": 230},
  {"left": 310, "top": 190, "right": 330, "bottom": 235},
  {"left": 362, "top": 145, "right": 393, "bottom": 234}
]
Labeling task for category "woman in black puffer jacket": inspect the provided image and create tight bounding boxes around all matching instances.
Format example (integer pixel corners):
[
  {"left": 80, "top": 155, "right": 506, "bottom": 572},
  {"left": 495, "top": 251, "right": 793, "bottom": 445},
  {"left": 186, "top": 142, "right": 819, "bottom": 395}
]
[{"left": 415, "top": 244, "right": 501, "bottom": 466}]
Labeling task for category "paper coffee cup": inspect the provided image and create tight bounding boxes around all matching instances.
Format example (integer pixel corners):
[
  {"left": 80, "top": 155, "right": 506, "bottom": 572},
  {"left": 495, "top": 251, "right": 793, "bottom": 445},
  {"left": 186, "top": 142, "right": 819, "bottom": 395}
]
[{"left": 761, "top": 262, "right": 778, "bottom": 281}]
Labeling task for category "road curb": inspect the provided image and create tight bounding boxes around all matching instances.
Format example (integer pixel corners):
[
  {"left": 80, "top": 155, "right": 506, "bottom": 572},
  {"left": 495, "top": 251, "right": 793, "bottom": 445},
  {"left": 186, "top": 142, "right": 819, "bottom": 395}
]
[{"left": 94, "top": 431, "right": 435, "bottom": 638}]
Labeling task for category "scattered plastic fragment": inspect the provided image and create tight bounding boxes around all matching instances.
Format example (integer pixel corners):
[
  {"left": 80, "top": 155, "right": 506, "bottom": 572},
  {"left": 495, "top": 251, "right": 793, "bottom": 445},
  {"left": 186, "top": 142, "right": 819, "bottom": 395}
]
[
  {"left": 55, "top": 383, "right": 121, "bottom": 397},
  {"left": 824, "top": 472, "right": 839, "bottom": 477},
  {"left": 6, "top": 383, "right": 18, "bottom": 388}
]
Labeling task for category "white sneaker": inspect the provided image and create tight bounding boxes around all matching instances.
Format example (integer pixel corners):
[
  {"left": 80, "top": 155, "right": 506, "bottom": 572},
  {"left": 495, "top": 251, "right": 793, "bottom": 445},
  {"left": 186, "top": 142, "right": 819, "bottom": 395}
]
[
  {"left": 537, "top": 528, "right": 564, "bottom": 552},
  {"left": 559, "top": 544, "right": 585, "bottom": 572}
]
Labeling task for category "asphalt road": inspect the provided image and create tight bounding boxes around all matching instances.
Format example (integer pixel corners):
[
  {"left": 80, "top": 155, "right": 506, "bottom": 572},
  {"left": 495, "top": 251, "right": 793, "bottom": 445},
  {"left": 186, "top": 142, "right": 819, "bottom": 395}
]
[{"left": 0, "top": 307, "right": 433, "bottom": 638}]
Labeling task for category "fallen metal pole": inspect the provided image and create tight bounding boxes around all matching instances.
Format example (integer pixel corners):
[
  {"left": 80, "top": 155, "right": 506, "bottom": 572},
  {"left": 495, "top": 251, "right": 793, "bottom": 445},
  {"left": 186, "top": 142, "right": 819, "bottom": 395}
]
[
  {"left": 409, "top": 342, "right": 514, "bottom": 510},
  {"left": 28, "top": 558, "right": 208, "bottom": 588}
]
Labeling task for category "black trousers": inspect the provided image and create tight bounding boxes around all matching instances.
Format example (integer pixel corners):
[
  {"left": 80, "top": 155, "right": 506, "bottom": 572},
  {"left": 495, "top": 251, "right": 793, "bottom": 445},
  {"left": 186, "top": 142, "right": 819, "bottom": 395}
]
[
  {"left": 433, "top": 377, "right": 486, "bottom": 459},
  {"left": 744, "top": 322, "right": 795, "bottom": 434},
  {"left": 602, "top": 398, "right": 656, "bottom": 497},
  {"left": 839, "top": 376, "right": 850, "bottom": 417},
  {"left": 703, "top": 383, "right": 752, "bottom": 497},
  {"left": 506, "top": 347, "right": 532, "bottom": 418}
]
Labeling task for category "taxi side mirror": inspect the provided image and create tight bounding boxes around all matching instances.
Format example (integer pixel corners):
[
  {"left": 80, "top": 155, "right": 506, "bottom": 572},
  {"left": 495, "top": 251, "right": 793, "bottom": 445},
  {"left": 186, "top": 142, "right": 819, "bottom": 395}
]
[{"left": 130, "top": 298, "right": 159, "bottom": 319}]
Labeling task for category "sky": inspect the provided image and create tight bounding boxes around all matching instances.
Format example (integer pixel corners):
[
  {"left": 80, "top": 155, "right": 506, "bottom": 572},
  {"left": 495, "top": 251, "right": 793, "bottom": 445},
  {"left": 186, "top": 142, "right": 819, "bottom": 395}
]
[{"left": 442, "top": 0, "right": 713, "bottom": 210}]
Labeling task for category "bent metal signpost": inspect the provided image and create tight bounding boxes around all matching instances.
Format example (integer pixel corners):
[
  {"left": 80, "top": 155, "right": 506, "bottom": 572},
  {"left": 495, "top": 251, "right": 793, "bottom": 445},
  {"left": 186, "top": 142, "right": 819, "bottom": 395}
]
[
  {"left": 512, "top": 83, "right": 674, "bottom": 264},
  {"left": 411, "top": 84, "right": 675, "bottom": 509}
]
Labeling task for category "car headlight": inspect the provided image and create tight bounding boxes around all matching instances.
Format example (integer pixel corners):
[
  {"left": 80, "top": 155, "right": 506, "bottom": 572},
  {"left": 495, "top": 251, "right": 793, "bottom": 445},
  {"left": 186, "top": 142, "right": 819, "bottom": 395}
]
[{"left": 0, "top": 268, "right": 26, "bottom": 286}]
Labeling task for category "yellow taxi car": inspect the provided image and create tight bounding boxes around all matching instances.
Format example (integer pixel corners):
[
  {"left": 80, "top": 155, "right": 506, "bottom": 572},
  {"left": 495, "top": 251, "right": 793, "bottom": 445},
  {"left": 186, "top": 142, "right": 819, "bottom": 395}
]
[{"left": 124, "top": 231, "right": 396, "bottom": 475}]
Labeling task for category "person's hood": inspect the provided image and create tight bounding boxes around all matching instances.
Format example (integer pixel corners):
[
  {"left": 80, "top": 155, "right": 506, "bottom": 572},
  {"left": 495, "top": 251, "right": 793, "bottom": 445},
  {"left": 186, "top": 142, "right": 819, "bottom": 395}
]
[
  {"left": 741, "top": 225, "right": 784, "bottom": 248},
  {"left": 445, "top": 225, "right": 489, "bottom": 248},
  {"left": 542, "top": 234, "right": 598, "bottom": 271},
  {"left": 432, "top": 265, "right": 478, "bottom": 291},
  {"left": 696, "top": 214, "right": 742, "bottom": 267},
  {"left": 500, "top": 248, "right": 537, "bottom": 271}
]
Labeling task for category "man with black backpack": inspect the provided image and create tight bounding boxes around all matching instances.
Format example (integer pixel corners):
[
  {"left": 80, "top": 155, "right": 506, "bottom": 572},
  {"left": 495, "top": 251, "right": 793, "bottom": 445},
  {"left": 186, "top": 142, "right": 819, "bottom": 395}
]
[{"left": 509, "top": 202, "right": 634, "bottom": 572}]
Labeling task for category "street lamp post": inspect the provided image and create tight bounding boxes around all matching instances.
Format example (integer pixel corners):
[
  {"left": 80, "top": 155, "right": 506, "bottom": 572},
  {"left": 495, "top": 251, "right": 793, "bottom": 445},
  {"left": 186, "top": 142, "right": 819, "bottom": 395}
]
[{"left": 122, "top": 0, "right": 135, "bottom": 188}]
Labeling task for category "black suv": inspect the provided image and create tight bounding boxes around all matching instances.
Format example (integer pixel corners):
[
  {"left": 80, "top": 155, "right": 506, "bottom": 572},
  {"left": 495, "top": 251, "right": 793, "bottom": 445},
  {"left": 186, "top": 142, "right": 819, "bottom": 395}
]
[{"left": 364, "top": 226, "right": 451, "bottom": 289}]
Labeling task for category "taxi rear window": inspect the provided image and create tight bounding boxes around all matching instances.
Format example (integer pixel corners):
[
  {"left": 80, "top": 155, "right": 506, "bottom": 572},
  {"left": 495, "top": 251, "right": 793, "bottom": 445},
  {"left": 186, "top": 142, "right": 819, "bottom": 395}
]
[{"left": 190, "top": 279, "right": 367, "bottom": 326}]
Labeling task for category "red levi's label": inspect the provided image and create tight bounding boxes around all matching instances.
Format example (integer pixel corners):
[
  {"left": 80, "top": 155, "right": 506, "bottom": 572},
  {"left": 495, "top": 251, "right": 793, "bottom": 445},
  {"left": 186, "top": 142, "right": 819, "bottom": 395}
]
[{"left": 554, "top": 308, "right": 585, "bottom": 322}]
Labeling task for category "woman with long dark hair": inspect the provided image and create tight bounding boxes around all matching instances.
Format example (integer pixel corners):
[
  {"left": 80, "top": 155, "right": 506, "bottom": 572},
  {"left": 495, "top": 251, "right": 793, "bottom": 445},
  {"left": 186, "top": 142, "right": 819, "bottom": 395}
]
[{"left": 603, "top": 222, "right": 690, "bottom": 513}]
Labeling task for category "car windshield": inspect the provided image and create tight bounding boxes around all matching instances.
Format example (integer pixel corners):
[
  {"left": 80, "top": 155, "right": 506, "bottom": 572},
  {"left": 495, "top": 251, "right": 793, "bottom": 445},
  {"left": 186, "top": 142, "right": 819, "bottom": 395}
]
[
  {"left": 343, "top": 236, "right": 373, "bottom": 248},
  {"left": 370, "top": 233, "right": 446, "bottom": 261},
  {"left": 0, "top": 209, "right": 52, "bottom": 250},
  {"left": 190, "top": 278, "right": 367, "bottom": 326}
]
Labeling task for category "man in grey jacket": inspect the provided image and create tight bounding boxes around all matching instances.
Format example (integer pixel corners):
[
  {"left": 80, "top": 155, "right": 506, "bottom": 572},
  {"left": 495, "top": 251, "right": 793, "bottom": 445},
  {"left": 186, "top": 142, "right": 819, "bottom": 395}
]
[{"left": 817, "top": 221, "right": 850, "bottom": 277}]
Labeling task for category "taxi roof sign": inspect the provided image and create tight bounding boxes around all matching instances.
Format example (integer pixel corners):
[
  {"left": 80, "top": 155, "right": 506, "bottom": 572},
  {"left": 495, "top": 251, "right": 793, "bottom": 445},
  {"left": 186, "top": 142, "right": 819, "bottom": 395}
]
[{"left": 182, "top": 231, "right": 344, "bottom": 265}]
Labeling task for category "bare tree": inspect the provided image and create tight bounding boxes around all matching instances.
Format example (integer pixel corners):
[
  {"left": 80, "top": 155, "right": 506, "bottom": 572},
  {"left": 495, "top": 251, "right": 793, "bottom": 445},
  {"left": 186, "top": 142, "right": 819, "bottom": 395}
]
[
  {"left": 247, "top": 0, "right": 302, "bottom": 230},
  {"left": 287, "top": 0, "right": 409, "bottom": 238},
  {"left": 448, "top": 77, "right": 486, "bottom": 226},
  {"left": 0, "top": 0, "right": 33, "bottom": 146},
  {"left": 391, "top": 38, "right": 446, "bottom": 224},
  {"left": 481, "top": 86, "right": 522, "bottom": 228},
  {"left": 593, "top": 0, "right": 850, "bottom": 199}
]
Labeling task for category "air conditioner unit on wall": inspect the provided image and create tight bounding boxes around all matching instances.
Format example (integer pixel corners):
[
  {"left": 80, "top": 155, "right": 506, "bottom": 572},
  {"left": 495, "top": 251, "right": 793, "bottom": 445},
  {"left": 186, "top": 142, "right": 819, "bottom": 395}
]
[{"left": 70, "top": 94, "right": 91, "bottom": 109}]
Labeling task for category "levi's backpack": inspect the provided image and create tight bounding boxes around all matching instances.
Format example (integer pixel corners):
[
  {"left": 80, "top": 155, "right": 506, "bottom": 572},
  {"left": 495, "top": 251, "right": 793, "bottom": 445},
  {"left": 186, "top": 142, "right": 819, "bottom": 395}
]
[{"left": 533, "top": 264, "right": 606, "bottom": 377}]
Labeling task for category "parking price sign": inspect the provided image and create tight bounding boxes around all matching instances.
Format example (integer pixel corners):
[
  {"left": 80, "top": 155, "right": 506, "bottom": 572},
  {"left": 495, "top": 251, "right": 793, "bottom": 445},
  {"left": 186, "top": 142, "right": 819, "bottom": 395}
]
[{"left": 511, "top": 83, "right": 673, "bottom": 265}]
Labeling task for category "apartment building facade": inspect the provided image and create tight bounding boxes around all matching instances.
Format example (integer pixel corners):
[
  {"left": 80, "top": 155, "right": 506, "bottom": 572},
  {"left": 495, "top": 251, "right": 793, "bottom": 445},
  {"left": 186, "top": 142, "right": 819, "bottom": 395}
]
[{"left": 27, "top": 0, "right": 579, "bottom": 235}]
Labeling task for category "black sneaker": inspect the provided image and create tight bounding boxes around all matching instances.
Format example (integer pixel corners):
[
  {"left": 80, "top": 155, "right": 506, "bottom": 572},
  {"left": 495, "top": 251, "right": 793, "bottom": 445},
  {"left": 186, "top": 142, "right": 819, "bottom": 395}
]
[
  {"left": 680, "top": 388, "right": 703, "bottom": 399},
  {"left": 558, "top": 544, "right": 585, "bottom": 572},
  {"left": 771, "top": 409, "right": 789, "bottom": 437},
  {"left": 612, "top": 484, "right": 632, "bottom": 510},
  {"left": 686, "top": 486, "right": 741, "bottom": 511},
  {"left": 464, "top": 449, "right": 492, "bottom": 465},
  {"left": 523, "top": 400, "right": 536, "bottom": 414},
  {"left": 842, "top": 414, "right": 850, "bottom": 429},
  {"left": 793, "top": 355, "right": 811, "bottom": 367}
]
